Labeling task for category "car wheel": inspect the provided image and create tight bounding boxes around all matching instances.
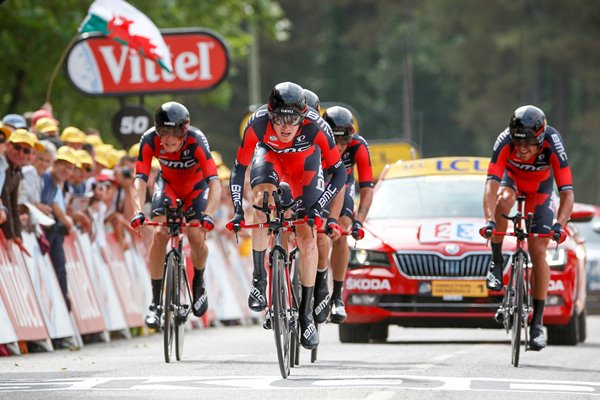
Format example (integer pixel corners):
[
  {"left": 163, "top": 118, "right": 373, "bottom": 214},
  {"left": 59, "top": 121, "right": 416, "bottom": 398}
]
[
  {"left": 369, "top": 324, "right": 389, "bottom": 343},
  {"left": 547, "top": 309, "right": 579, "bottom": 346},
  {"left": 578, "top": 308, "right": 587, "bottom": 343},
  {"left": 339, "top": 323, "right": 370, "bottom": 343}
]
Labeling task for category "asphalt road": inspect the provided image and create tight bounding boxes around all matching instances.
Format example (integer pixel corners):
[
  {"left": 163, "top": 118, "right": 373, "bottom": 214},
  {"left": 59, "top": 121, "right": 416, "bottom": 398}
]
[{"left": 1, "top": 316, "right": 599, "bottom": 399}]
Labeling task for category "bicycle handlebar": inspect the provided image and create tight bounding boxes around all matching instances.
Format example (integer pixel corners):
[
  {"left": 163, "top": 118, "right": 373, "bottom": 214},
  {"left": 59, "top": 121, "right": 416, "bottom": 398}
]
[
  {"left": 144, "top": 221, "right": 202, "bottom": 228},
  {"left": 234, "top": 219, "right": 308, "bottom": 231},
  {"left": 489, "top": 230, "right": 555, "bottom": 240}
]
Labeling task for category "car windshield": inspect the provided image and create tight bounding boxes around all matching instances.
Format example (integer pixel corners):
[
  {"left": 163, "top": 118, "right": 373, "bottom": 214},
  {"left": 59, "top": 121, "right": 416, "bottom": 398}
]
[
  {"left": 573, "top": 217, "right": 600, "bottom": 246},
  {"left": 369, "top": 175, "right": 486, "bottom": 219}
]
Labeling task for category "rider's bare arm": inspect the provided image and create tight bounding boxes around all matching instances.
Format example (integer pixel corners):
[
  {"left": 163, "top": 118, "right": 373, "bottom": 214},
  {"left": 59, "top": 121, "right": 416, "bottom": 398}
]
[
  {"left": 556, "top": 189, "right": 574, "bottom": 227},
  {"left": 355, "top": 186, "right": 373, "bottom": 224},
  {"left": 131, "top": 178, "right": 147, "bottom": 215},
  {"left": 204, "top": 178, "right": 222, "bottom": 217},
  {"left": 483, "top": 179, "right": 500, "bottom": 223}
]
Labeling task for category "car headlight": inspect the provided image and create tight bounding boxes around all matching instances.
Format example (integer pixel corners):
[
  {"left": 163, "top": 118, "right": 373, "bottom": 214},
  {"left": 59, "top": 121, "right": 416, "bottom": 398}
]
[
  {"left": 546, "top": 248, "right": 567, "bottom": 270},
  {"left": 348, "top": 249, "right": 392, "bottom": 269}
]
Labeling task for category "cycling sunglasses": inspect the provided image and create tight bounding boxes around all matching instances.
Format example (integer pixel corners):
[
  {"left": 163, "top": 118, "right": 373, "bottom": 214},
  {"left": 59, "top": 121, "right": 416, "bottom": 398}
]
[
  {"left": 513, "top": 138, "right": 539, "bottom": 147},
  {"left": 12, "top": 143, "right": 33, "bottom": 155},
  {"left": 156, "top": 126, "right": 186, "bottom": 138},
  {"left": 269, "top": 112, "right": 304, "bottom": 126},
  {"left": 334, "top": 132, "right": 352, "bottom": 144}
]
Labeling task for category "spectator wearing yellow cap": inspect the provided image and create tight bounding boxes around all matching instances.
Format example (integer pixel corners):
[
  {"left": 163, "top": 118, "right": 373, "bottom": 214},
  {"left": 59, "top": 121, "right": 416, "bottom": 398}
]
[
  {"left": 2, "top": 129, "right": 42, "bottom": 248},
  {"left": 84, "top": 133, "right": 103, "bottom": 149},
  {"left": 35, "top": 117, "right": 63, "bottom": 149},
  {"left": 60, "top": 126, "right": 86, "bottom": 150}
]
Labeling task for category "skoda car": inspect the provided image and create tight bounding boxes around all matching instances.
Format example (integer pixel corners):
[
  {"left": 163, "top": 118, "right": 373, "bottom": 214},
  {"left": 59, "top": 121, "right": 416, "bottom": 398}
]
[{"left": 341, "top": 156, "right": 592, "bottom": 345}]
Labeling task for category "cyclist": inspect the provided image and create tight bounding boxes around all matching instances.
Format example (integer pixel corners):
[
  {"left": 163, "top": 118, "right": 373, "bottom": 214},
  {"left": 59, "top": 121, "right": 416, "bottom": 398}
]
[
  {"left": 317, "top": 106, "right": 373, "bottom": 324},
  {"left": 130, "top": 102, "right": 221, "bottom": 329},
  {"left": 228, "top": 82, "right": 345, "bottom": 349},
  {"left": 481, "top": 105, "right": 573, "bottom": 351}
]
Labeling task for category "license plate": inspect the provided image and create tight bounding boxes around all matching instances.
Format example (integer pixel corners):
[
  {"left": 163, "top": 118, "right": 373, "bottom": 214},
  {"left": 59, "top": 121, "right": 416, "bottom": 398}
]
[{"left": 431, "top": 280, "right": 488, "bottom": 298}]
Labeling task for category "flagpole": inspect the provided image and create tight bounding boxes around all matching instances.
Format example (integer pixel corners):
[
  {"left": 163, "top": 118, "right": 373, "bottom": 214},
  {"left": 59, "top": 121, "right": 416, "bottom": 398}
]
[{"left": 45, "top": 34, "right": 81, "bottom": 104}]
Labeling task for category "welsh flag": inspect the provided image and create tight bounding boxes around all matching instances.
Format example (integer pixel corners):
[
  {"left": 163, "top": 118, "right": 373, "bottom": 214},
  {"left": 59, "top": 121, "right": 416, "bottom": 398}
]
[{"left": 79, "top": 0, "right": 173, "bottom": 72}]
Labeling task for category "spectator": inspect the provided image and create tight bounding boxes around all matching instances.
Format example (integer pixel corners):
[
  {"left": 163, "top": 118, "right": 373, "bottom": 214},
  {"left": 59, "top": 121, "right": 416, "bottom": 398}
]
[
  {"left": 59, "top": 127, "right": 86, "bottom": 150},
  {"left": 35, "top": 117, "right": 63, "bottom": 149},
  {"left": 18, "top": 140, "right": 56, "bottom": 216},
  {"left": 2, "top": 114, "right": 28, "bottom": 131},
  {"left": 2, "top": 129, "right": 42, "bottom": 250},
  {"left": 41, "top": 146, "right": 79, "bottom": 311},
  {"left": 0, "top": 124, "right": 10, "bottom": 225},
  {"left": 30, "top": 106, "right": 58, "bottom": 129}
]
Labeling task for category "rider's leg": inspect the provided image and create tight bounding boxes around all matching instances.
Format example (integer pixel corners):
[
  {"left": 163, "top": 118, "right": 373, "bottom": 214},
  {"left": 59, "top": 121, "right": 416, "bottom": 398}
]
[
  {"left": 487, "top": 186, "right": 516, "bottom": 290},
  {"left": 248, "top": 183, "right": 276, "bottom": 311},
  {"left": 314, "top": 232, "right": 331, "bottom": 323},
  {"left": 146, "top": 221, "right": 168, "bottom": 328},
  {"left": 329, "top": 214, "right": 352, "bottom": 323},
  {"left": 296, "top": 223, "right": 319, "bottom": 349},
  {"left": 528, "top": 237, "right": 550, "bottom": 350},
  {"left": 188, "top": 227, "right": 209, "bottom": 317}
]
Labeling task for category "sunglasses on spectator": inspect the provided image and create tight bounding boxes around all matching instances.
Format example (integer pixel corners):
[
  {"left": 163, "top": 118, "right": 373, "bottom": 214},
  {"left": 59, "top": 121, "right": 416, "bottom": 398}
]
[
  {"left": 0, "top": 136, "right": 5, "bottom": 144},
  {"left": 269, "top": 112, "right": 304, "bottom": 126},
  {"left": 12, "top": 143, "right": 32, "bottom": 155},
  {"left": 156, "top": 126, "right": 186, "bottom": 138}
]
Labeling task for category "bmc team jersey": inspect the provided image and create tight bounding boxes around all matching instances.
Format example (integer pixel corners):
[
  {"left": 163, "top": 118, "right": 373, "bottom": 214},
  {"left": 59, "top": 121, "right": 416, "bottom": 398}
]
[
  {"left": 322, "top": 134, "right": 374, "bottom": 219},
  {"left": 486, "top": 125, "right": 573, "bottom": 233},
  {"left": 340, "top": 134, "right": 374, "bottom": 188},
  {"left": 230, "top": 107, "right": 345, "bottom": 215},
  {"left": 135, "top": 126, "right": 218, "bottom": 218}
]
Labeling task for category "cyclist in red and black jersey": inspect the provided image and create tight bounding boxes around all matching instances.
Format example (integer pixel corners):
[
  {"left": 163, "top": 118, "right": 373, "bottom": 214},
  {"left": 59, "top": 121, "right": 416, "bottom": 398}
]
[
  {"left": 228, "top": 82, "right": 346, "bottom": 349},
  {"left": 315, "top": 106, "right": 373, "bottom": 324},
  {"left": 481, "top": 105, "right": 574, "bottom": 351},
  {"left": 130, "top": 102, "right": 221, "bottom": 329}
]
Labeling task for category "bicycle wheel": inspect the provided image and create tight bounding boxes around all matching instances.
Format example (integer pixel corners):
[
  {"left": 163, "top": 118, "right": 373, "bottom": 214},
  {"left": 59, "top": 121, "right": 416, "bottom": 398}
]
[
  {"left": 511, "top": 253, "right": 524, "bottom": 367},
  {"left": 289, "top": 249, "right": 301, "bottom": 367},
  {"left": 175, "top": 256, "right": 188, "bottom": 361},
  {"left": 163, "top": 253, "right": 176, "bottom": 363},
  {"left": 271, "top": 248, "right": 291, "bottom": 378}
]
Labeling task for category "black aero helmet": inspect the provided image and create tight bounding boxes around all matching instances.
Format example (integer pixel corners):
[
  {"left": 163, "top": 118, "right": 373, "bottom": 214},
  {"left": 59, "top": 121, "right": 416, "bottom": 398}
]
[
  {"left": 509, "top": 105, "right": 547, "bottom": 146},
  {"left": 303, "top": 89, "right": 320, "bottom": 112},
  {"left": 323, "top": 106, "right": 355, "bottom": 138},
  {"left": 268, "top": 82, "right": 307, "bottom": 116},
  {"left": 155, "top": 101, "right": 190, "bottom": 128}
]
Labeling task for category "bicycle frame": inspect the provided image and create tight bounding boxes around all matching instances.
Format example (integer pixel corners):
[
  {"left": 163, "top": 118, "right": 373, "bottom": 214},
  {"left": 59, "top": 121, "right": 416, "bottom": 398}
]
[
  {"left": 145, "top": 199, "right": 199, "bottom": 363},
  {"left": 491, "top": 195, "right": 553, "bottom": 367},
  {"left": 237, "top": 188, "right": 306, "bottom": 378}
]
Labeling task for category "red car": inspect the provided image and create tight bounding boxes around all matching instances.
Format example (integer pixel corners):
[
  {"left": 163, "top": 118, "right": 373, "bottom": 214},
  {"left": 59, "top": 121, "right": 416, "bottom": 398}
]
[{"left": 341, "top": 156, "right": 593, "bottom": 345}]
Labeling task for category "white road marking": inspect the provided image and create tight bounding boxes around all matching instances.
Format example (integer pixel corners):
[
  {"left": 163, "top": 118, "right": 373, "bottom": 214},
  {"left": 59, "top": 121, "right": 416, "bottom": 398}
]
[
  {"left": 510, "top": 383, "right": 595, "bottom": 392},
  {"left": 0, "top": 375, "right": 598, "bottom": 395},
  {"left": 364, "top": 390, "right": 396, "bottom": 400}
]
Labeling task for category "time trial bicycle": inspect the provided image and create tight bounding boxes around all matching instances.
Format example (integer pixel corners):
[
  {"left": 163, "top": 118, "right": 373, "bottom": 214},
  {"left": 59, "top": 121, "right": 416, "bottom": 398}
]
[
  {"left": 145, "top": 199, "right": 201, "bottom": 363},
  {"left": 483, "top": 195, "right": 559, "bottom": 367},
  {"left": 229, "top": 186, "right": 308, "bottom": 378}
]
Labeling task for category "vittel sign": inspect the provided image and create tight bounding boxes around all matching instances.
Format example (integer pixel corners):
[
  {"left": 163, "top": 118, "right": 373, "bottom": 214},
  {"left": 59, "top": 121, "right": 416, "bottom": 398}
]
[{"left": 65, "top": 28, "right": 229, "bottom": 96}]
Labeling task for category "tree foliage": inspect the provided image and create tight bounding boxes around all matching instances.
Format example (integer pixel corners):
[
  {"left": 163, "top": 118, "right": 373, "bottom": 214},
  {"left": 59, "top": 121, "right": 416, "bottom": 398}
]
[{"left": 2, "top": 0, "right": 599, "bottom": 201}]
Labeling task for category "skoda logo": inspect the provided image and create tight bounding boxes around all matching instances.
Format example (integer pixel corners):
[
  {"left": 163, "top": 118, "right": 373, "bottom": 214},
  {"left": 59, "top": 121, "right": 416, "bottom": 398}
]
[{"left": 445, "top": 243, "right": 460, "bottom": 255}]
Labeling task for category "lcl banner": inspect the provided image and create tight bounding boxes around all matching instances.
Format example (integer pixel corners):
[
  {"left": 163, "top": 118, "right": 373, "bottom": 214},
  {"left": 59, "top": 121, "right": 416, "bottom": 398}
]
[{"left": 65, "top": 28, "right": 229, "bottom": 96}]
